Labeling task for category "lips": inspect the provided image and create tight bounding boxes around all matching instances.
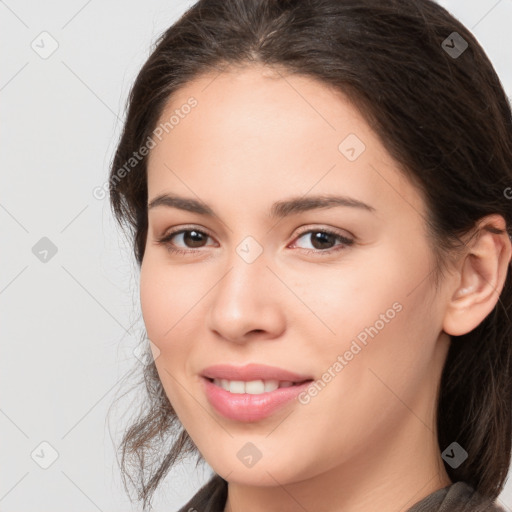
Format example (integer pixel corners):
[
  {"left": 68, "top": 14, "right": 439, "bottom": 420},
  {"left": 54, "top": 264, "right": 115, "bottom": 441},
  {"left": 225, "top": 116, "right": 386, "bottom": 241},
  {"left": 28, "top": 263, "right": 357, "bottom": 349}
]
[
  {"left": 200, "top": 363, "right": 313, "bottom": 383},
  {"left": 202, "top": 376, "right": 314, "bottom": 422}
]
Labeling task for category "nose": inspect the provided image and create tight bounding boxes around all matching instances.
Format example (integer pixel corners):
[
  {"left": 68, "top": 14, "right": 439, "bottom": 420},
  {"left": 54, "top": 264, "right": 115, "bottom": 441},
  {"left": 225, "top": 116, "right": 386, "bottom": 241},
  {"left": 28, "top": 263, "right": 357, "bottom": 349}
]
[{"left": 205, "top": 245, "right": 286, "bottom": 344}]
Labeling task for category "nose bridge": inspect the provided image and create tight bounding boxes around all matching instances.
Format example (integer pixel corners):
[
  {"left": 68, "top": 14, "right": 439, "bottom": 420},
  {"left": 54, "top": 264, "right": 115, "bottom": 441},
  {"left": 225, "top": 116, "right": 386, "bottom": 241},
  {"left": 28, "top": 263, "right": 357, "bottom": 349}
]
[
  {"left": 206, "top": 232, "right": 284, "bottom": 341},
  {"left": 234, "top": 234, "right": 266, "bottom": 267},
  {"left": 216, "top": 233, "right": 269, "bottom": 310}
]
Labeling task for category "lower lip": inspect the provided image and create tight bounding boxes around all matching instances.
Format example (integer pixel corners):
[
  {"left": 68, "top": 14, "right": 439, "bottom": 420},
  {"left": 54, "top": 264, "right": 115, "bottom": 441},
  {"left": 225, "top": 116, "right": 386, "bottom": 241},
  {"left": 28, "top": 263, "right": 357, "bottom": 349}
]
[{"left": 202, "top": 377, "right": 313, "bottom": 422}]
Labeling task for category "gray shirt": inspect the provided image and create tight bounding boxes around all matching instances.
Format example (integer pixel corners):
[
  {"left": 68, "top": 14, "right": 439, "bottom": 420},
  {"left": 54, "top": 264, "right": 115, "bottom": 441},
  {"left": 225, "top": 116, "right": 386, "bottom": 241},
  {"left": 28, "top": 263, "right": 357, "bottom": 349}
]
[{"left": 177, "top": 475, "right": 507, "bottom": 511}]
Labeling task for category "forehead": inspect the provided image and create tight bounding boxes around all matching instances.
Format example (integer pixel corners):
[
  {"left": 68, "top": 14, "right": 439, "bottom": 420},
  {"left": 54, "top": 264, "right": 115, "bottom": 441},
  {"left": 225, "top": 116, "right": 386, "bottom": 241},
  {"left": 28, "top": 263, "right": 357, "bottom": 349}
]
[
  {"left": 146, "top": 64, "right": 426, "bottom": 223},
  {"left": 151, "top": 64, "right": 368, "bottom": 157}
]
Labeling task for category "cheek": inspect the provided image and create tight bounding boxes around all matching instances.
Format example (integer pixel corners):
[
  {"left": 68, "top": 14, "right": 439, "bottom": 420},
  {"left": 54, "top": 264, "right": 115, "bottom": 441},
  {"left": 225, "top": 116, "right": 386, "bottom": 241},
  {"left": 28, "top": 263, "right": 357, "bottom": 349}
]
[
  {"left": 311, "top": 242, "right": 438, "bottom": 379},
  {"left": 291, "top": 253, "right": 421, "bottom": 348},
  {"left": 139, "top": 258, "right": 194, "bottom": 409},
  {"left": 140, "top": 255, "right": 186, "bottom": 332},
  {"left": 139, "top": 262, "right": 188, "bottom": 367},
  {"left": 139, "top": 259, "right": 167, "bottom": 341},
  {"left": 139, "top": 256, "right": 202, "bottom": 343},
  {"left": 333, "top": 253, "right": 440, "bottom": 408}
]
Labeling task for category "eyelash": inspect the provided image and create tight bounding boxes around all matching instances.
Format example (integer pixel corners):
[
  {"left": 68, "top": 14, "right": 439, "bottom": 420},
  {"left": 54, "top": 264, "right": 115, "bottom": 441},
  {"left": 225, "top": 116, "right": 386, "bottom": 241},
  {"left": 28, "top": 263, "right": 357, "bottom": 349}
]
[{"left": 155, "top": 225, "right": 354, "bottom": 257}]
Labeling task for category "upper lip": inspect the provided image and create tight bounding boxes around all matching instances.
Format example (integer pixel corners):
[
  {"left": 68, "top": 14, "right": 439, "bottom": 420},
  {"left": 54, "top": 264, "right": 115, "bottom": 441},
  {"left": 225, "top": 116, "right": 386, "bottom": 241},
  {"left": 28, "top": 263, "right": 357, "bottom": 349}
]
[{"left": 201, "top": 363, "right": 313, "bottom": 383}]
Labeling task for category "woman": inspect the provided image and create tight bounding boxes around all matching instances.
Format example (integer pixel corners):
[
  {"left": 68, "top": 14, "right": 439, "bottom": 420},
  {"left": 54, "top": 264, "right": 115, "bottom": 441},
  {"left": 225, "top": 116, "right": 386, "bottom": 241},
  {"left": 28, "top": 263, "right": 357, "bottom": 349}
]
[{"left": 108, "top": 0, "right": 512, "bottom": 510}]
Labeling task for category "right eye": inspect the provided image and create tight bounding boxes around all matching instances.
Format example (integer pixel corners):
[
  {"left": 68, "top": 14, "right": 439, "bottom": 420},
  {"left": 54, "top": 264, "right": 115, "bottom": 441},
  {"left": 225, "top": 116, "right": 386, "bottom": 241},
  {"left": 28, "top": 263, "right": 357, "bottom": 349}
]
[{"left": 156, "top": 227, "right": 217, "bottom": 255}]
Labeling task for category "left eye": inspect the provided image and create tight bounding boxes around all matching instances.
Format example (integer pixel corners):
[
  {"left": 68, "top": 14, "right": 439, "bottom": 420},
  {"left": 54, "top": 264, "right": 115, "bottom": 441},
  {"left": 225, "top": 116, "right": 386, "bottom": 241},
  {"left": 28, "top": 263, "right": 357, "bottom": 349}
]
[{"left": 291, "top": 229, "right": 354, "bottom": 253}]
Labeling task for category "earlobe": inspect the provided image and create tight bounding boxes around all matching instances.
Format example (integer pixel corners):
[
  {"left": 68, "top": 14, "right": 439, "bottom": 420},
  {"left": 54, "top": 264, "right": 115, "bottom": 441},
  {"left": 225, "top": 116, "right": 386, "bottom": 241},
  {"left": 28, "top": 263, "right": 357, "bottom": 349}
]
[{"left": 443, "top": 215, "right": 511, "bottom": 337}]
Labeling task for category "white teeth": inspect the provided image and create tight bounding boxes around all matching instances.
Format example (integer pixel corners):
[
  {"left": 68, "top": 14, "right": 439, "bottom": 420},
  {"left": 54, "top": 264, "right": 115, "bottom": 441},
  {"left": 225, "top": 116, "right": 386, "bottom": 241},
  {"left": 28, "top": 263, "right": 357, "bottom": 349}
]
[
  {"left": 212, "top": 378, "right": 294, "bottom": 394},
  {"left": 229, "top": 380, "right": 245, "bottom": 394},
  {"left": 264, "top": 380, "right": 279, "bottom": 392}
]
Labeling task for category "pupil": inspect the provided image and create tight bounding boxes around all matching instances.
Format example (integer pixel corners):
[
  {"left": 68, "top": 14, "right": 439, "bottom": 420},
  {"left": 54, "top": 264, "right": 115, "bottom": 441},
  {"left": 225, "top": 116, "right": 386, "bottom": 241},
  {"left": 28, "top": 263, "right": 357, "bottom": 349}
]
[
  {"left": 312, "top": 232, "right": 334, "bottom": 250},
  {"left": 185, "top": 230, "right": 205, "bottom": 248}
]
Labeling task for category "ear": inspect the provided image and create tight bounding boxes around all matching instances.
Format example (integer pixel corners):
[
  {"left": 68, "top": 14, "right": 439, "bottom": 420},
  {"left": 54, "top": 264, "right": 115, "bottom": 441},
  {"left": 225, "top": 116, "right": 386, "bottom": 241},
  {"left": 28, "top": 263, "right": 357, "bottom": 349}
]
[{"left": 443, "top": 214, "right": 512, "bottom": 337}]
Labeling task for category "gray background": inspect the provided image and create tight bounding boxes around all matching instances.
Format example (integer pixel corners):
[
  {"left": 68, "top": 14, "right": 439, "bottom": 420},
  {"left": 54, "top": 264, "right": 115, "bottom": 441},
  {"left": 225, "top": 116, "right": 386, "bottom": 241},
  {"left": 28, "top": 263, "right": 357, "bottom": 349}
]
[{"left": 1, "top": 1, "right": 511, "bottom": 510}]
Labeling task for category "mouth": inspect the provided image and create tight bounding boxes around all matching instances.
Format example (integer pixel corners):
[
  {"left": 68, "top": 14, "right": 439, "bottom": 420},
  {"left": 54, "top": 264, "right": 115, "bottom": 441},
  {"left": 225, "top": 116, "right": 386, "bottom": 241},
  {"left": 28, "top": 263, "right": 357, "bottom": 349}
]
[
  {"left": 204, "top": 377, "right": 313, "bottom": 394},
  {"left": 200, "top": 362, "right": 314, "bottom": 385},
  {"left": 202, "top": 376, "right": 315, "bottom": 422}
]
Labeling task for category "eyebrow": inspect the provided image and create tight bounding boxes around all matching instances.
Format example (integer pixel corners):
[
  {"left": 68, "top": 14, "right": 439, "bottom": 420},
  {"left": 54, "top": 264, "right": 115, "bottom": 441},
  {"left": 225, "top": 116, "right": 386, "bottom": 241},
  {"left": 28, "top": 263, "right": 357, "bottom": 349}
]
[{"left": 147, "top": 193, "right": 376, "bottom": 217}]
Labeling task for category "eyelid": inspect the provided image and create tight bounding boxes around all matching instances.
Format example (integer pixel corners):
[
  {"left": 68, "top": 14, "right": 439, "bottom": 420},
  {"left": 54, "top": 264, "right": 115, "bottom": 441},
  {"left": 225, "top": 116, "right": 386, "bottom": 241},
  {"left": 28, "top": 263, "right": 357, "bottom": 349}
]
[
  {"left": 287, "top": 226, "right": 355, "bottom": 255},
  {"left": 291, "top": 224, "right": 355, "bottom": 242},
  {"left": 156, "top": 223, "right": 355, "bottom": 254},
  {"left": 158, "top": 224, "right": 353, "bottom": 242},
  {"left": 159, "top": 224, "right": 216, "bottom": 241}
]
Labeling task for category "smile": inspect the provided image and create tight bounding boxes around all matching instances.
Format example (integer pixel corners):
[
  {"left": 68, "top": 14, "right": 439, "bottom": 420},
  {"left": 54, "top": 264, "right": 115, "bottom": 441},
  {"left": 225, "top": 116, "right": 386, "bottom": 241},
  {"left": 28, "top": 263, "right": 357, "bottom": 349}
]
[{"left": 210, "top": 378, "right": 310, "bottom": 394}]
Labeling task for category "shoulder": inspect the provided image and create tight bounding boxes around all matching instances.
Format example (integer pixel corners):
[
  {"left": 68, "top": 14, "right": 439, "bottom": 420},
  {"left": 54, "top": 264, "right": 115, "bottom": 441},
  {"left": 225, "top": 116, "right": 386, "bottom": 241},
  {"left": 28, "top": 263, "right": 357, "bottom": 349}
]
[
  {"left": 176, "top": 474, "right": 228, "bottom": 512},
  {"left": 408, "top": 481, "right": 507, "bottom": 512},
  {"left": 442, "top": 481, "right": 507, "bottom": 512},
  {"left": 176, "top": 476, "right": 508, "bottom": 512}
]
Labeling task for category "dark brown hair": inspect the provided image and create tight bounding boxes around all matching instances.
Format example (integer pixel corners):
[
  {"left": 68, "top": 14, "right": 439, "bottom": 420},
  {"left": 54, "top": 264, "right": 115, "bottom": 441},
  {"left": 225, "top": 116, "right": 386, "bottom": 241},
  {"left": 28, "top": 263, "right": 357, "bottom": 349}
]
[{"left": 108, "top": 0, "right": 512, "bottom": 509}]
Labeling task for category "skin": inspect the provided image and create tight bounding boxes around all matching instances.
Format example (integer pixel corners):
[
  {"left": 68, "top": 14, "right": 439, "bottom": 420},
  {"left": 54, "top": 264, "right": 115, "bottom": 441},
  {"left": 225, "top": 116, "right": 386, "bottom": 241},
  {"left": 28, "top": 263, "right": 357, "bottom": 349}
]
[{"left": 140, "top": 64, "right": 511, "bottom": 512}]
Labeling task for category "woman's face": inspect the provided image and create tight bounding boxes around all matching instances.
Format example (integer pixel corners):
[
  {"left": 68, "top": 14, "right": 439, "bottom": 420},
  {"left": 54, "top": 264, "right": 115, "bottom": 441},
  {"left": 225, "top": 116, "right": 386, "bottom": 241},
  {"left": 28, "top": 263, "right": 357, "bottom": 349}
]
[{"left": 141, "top": 65, "right": 453, "bottom": 493}]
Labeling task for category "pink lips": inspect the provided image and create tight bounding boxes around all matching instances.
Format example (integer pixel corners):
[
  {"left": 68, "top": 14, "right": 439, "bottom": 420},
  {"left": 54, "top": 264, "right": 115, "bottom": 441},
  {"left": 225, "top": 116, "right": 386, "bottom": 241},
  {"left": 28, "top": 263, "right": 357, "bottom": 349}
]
[
  {"left": 200, "top": 363, "right": 314, "bottom": 422},
  {"left": 200, "top": 363, "right": 313, "bottom": 383}
]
